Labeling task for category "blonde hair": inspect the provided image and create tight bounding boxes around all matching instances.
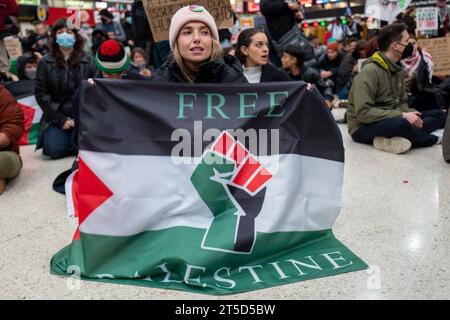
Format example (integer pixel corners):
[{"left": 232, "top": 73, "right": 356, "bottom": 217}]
[{"left": 172, "top": 38, "right": 223, "bottom": 83}]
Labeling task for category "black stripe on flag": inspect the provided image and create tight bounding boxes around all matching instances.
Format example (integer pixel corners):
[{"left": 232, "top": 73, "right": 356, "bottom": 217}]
[{"left": 79, "top": 80, "right": 344, "bottom": 162}]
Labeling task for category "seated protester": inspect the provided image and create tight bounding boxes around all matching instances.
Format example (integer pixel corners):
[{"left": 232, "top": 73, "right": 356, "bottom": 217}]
[
  {"left": 281, "top": 44, "right": 333, "bottom": 109},
  {"left": 17, "top": 53, "right": 38, "bottom": 80},
  {"left": 235, "top": 28, "right": 290, "bottom": 83},
  {"left": 128, "top": 47, "right": 153, "bottom": 78},
  {"left": 154, "top": 5, "right": 246, "bottom": 84},
  {"left": 400, "top": 35, "right": 447, "bottom": 111},
  {"left": 35, "top": 18, "right": 97, "bottom": 160},
  {"left": 347, "top": 23, "right": 447, "bottom": 154},
  {"left": 313, "top": 41, "right": 344, "bottom": 92},
  {"left": 310, "top": 34, "right": 326, "bottom": 59},
  {"left": 336, "top": 39, "right": 367, "bottom": 100},
  {"left": 0, "top": 85, "right": 24, "bottom": 194},
  {"left": 54, "top": 39, "right": 148, "bottom": 195}
]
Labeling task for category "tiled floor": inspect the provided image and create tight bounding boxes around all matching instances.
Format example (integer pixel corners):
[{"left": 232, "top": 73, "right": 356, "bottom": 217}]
[{"left": 1, "top": 109, "right": 449, "bottom": 299}]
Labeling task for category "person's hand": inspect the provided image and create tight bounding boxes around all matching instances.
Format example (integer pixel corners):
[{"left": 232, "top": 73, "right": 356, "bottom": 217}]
[
  {"left": 34, "top": 52, "right": 43, "bottom": 61},
  {"left": 294, "top": 10, "right": 304, "bottom": 21},
  {"left": 287, "top": 2, "right": 300, "bottom": 11},
  {"left": 63, "top": 117, "right": 75, "bottom": 130},
  {"left": 107, "top": 32, "right": 115, "bottom": 39},
  {"left": 320, "top": 70, "right": 332, "bottom": 79},
  {"left": 87, "top": 78, "right": 95, "bottom": 85},
  {"left": 325, "top": 100, "right": 333, "bottom": 109},
  {"left": 140, "top": 69, "right": 152, "bottom": 78},
  {"left": 306, "top": 83, "right": 313, "bottom": 92},
  {"left": 402, "top": 111, "right": 423, "bottom": 129},
  {"left": 128, "top": 40, "right": 135, "bottom": 47}
]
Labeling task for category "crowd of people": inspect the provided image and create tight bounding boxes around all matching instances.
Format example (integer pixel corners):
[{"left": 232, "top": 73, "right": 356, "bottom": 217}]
[{"left": 1, "top": 0, "right": 450, "bottom": 194}]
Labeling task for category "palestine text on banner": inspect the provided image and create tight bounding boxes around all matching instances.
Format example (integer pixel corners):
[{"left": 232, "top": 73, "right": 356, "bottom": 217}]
[{"left": 52, "top": 80, "right": 367, "bottom": 295}]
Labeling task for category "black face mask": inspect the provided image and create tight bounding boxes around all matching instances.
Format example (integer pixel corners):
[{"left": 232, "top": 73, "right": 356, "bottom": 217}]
[{"left": 400, "top": 43, "right": 414, "bottom": 59}]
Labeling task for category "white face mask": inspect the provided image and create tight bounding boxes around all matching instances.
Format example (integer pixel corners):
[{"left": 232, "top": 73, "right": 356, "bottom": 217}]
[{"left": 25, "top": 68, "right": 37, "bottom": 79}]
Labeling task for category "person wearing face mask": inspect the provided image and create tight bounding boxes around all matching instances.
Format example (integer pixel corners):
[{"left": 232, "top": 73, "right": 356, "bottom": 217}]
[
  {"left": 347, "top": 23, "right": 447, "bottom": 154},
  {"left": 96, "top": 9, "right": 126, "bottom": 44},
  {"left": 122, "top": 11, "right": 135, "bottom": 49},
  {"left": 34, "top": 19, "right": 98, "bottom": 160},
  {"left": 79, "top": 22, "right": 93, "bottom": 53},
  {"left": 154, "top": 5, "right": 246, "bottom": 84},
  {"left": 235, "top": 28, "right": 290, "bottom": 84}
]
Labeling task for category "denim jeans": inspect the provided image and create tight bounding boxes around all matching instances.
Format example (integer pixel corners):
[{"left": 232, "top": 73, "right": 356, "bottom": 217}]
[
  {"left": 41, "top": 125, "right": 77, "bottom": 159},
  {"left": 352, "top": 110, "right": 447, "bottom": 148}
]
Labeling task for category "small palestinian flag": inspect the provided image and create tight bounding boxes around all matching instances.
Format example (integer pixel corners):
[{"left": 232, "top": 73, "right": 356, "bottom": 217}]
[
  {"left": 52, "top": 80, "right": 367, "bottom": 295},
  {"left": 18, "top": 95, "right": 42, "bottom": 145}
]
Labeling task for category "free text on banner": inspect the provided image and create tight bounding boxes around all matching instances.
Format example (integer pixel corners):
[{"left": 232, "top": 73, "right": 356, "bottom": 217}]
[{"left": 51, "top": 80, "right": 367, "bottom": 295}]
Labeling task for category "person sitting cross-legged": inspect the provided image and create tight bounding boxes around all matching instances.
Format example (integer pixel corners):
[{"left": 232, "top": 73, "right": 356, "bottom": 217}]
[{"left": 347, "top": 23, "right": 447, "bottom": 154}]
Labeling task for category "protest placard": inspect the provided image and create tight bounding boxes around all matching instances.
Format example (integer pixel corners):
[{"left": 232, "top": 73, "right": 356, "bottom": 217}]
[
  {"left": 143, "top": 0, "right": 233, "bottom": 42},
  {"left": 418, "top": 37, "right": 450, "bottom": 77}
]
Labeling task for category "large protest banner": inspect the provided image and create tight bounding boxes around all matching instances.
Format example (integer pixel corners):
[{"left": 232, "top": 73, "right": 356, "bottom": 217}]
[
  {"left": 51, "top": 80, "right": 367, "bottom": 295},
  {"left": 143, "top": 0, "right": 233, "bottom": 42},
  {"left": 418, "top": 37, "right": 450, "bottom": 77},
  {"left": 365, "top": 0, "right": 411, "bottom": 23}
]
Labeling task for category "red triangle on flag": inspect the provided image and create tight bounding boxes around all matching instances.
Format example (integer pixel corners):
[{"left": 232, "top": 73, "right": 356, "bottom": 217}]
[
  {"left": 77, "top": 157, "right": 113, "bottom": 225},
  {"left": 18, "top": 103, "right": 35, "bottom": 145}
]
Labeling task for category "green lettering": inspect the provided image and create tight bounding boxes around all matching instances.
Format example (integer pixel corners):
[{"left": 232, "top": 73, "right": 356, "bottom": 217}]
[
  {"left": 206, "top": 93, "right": 228, "bottom": 119},
  {"left": 266, "top": 91, "right": 288, "bottom": 117},
  {"left": 238, "top": 93, "right": 258, "bottom": 119},
  {"left": 177, "top": 93, "right": 197, "bottom": 119}
]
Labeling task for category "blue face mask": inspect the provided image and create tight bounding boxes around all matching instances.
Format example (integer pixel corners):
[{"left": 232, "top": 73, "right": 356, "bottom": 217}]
[
  {"left": 126, "top": 17, "right": 132, "bottom": 24},
  {"left": 56, "top": 32, "right": 76, "bottom": 49}
]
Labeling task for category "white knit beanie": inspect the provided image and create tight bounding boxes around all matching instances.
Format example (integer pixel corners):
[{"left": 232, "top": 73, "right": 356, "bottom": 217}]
[{"left": 169, "top": 5, "right": 219, "bottom": 50}]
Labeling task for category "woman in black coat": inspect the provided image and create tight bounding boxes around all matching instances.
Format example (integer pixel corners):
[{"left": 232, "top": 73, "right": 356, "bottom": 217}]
[
  {"left": 153, "top": 6, "right": 246, "bottom": 84},
  {"left": 235, "top": 28, "right": 291, "bottom": 84},
  {"left": 35, "top": 19, "right": 97, "bottom": 159}
]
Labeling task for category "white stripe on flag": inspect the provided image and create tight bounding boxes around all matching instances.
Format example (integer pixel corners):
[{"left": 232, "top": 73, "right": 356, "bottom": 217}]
[
  {"left": 18, "top": 95, "right": 42, "bottom": 123},
  {"left": 78, "top": 151, "right": 343, "bottom": 236},
  {"left": 65, "top": 170, "right": 78, "bottom": 218}
]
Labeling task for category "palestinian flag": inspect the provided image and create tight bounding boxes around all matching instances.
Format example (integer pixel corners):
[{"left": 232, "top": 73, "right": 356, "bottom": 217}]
[
  {"left": 18, "top": 95, "right": 42, "bottom": 145},
  {"left": 51, "top": 80, "right": 367, "bottom": 295}
]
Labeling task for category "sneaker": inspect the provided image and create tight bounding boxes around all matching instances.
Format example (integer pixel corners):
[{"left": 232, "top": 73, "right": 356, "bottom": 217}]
[{"left": 373, "top": 137, "right": 412, "bottom": 154}]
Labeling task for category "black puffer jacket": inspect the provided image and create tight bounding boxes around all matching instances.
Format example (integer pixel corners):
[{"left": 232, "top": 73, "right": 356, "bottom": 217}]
[
  {"left": 154, "top": 54, "right": 247, "bottom": 83},
  {"left": 34, "top": 53, "right": 98, "bottom": 148},
  {"left": 260, "top": 63, "right": 291, "bottom": 82}
]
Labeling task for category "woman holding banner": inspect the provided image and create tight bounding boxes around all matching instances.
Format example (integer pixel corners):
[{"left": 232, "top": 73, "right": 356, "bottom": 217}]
[
  {"left": 235, "top": 28, "right": 291, "bottom": 84},
  {"left": 154, "top": 5, "right": 247, "bottom": 84}
]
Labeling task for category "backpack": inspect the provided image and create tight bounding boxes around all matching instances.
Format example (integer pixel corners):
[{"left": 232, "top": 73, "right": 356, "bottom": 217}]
[{"left": 270, "top": 25, "right": 315, "bottom": 62}]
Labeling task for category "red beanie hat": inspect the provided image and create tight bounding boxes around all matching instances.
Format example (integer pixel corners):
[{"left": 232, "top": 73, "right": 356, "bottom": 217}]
[{"left": 327, "top": 42, "right": 340, "bottom": 53}]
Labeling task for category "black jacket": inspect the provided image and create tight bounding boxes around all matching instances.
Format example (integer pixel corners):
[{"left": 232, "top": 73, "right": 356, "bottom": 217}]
[
  {"left": 260, "top": 64, "right": 291, "bottom": 82},
  {"left": 314, "top": 52, "right": 344, "bottom": 76},
  {"left": 337, "top": 53, "right": 356, "bottom": 91},
  {"left": 260, "top": 0, "right": 296, "bottom": 42},
  {"left": 154, "top": 54, "right": 247, "bottom": 83},
  {"left": 34, "top": 53, "right": 98, "bottom": 148},
  {"left": 288, "top": 67, "right": 334, "bottom": 102}
]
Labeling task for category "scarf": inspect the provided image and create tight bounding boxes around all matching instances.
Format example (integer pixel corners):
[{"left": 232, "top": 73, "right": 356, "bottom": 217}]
[{"left": 400, "top": 49, "right": 433, "bottom": 81}]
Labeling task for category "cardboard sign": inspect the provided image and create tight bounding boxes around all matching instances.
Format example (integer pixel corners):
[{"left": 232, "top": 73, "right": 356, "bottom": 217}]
[
  {"left": 416, "top": 7, "right": 438, "bottom": 33},
  {"left": 143, "top": 0, "right": 233, "bottom": 42},
  {"left": 418, "top": 37, "right": 450, "bottom": 77},
  {"left": 4, "top": 37, "right": 23, "bottom": 59}
]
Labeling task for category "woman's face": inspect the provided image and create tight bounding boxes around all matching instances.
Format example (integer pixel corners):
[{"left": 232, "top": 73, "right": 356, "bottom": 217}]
[
  {"left": 177, "top": 22, "right": 213, "bottom": 68},
  {"left": 241, "top": 32, "right": 269, "bottom": 67},
  {"left": 133, "top": 52, "right": 145, "bottom": 65},
  {"left": 56, "top": 27, "right": 75, "bottom": 36}
]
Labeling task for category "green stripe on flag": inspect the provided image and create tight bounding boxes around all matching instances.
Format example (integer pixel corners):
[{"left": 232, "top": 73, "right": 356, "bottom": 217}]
[
  {"left": 28, "top": 123, "right": 40, "bottom": 145},
  {"left": 51, "top": 227, "right": 367, "bottom": 295}
]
